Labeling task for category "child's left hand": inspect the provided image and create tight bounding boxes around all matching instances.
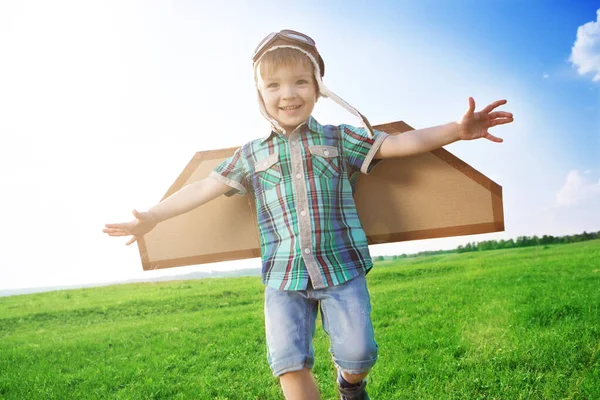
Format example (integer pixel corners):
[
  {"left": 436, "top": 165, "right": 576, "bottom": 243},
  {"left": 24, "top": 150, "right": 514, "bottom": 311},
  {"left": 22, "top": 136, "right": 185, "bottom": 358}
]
[{"left": 457, "top": 97, "right": 514, "bottom": 143}]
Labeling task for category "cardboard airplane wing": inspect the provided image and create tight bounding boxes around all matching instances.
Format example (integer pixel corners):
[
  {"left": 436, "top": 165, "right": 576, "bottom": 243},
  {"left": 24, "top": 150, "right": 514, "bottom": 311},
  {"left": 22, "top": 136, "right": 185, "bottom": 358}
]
[{"left": 138, "top": 121, "right": 503, "bottom": 271}]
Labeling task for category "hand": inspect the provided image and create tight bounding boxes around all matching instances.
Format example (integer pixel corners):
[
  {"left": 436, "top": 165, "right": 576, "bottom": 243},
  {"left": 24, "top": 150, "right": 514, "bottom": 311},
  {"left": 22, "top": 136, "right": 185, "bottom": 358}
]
[
  {"left": 457, "top": 97, "right": 514, "bottom": 142},
  {"left": 103, "top": 209, "right": 158, "bottom": 245}
]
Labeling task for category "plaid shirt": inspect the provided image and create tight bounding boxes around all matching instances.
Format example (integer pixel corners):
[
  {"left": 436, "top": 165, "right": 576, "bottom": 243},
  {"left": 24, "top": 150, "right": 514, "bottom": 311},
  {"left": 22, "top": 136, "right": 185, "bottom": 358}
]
[{"left": 210, "top": 116, "right": 388, "bottom": 290}]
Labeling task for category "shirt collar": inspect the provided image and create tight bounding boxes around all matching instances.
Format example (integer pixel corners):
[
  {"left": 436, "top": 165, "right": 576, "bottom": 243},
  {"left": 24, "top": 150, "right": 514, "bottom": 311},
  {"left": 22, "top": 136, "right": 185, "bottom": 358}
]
[
  {"left": 306, "top": 115, "right": 325, "bottom": 136},
  {"left": 260, "top": 116, "right": 324, "bottom": 143}
]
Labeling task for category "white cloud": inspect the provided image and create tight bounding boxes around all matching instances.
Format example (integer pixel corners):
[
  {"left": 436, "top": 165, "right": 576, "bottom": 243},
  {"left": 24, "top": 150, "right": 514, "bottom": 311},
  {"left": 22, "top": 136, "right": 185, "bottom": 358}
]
[
  {"left": 543, "top": 73, "right": 549, "bottom": 79},
  {"left": 569, "top": 9, "right": 600, "bottom": 82},
  {"left": 556, "top": 170, "right": 600, "bottom": 206}
]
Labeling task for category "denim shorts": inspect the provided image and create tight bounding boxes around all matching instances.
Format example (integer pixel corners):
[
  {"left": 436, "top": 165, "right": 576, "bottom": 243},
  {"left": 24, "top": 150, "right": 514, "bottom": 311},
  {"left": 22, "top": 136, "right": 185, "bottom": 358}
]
[{"left": 264, "top": 273, "right": 378, "bottom": 377}]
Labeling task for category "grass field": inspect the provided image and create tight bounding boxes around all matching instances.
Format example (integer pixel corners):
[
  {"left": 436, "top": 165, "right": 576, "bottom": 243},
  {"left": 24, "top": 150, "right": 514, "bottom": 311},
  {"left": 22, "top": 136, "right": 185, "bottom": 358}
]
[{"left": 1, "top": 240, "right": 599, "bottom": 399}]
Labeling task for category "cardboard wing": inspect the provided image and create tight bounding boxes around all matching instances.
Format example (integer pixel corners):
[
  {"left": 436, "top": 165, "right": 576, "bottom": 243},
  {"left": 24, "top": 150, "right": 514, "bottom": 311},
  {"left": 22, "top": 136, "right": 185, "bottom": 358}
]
[{"left": 138, "top": 121, "right": 503, "bottom": 270}]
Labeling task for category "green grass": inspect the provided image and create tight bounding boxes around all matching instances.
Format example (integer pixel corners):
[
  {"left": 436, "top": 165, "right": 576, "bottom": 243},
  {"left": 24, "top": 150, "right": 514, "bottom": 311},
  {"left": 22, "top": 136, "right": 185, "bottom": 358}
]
[{"left": 1, "top": 240, "right": 599, "bottom": 399}]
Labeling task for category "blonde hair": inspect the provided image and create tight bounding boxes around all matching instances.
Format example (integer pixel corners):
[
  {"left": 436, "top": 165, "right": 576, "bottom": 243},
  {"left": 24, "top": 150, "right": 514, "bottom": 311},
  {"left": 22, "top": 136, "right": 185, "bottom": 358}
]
[{"left": 257, "top": 47, "right": 314, "bottom": 79}]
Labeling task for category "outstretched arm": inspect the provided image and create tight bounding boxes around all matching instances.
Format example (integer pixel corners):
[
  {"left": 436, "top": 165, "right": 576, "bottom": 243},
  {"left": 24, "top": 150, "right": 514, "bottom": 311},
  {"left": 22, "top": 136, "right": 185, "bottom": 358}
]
[
  {"left": 148, "top": 176, "right": 232, "bottom": 223},
  {"left": 103, "top": 176, "right": 232, "bottom": 245},
  {"left": 375, "top": 98, "right": 514, "bottom": 159}
]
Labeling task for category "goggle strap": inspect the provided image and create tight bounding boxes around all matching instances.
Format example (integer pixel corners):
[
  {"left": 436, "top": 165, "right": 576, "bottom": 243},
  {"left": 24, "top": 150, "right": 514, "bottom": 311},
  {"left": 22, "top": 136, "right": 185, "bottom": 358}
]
[
  {"left": 253, "top": 31, "right": 315, "bottom": 62},
  {"left": 253, "top": 32, "right": 277, "bottom": 57},
  {"left": 279, "top": 31, "right": 314, "bottom": 46}
]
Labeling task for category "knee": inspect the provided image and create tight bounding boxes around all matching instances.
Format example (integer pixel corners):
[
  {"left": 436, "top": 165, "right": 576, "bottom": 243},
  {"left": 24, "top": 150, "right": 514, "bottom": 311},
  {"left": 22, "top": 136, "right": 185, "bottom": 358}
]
[
  {"left": 335, "top": 338, "right": 378, "bottom": 364},
  {"left": 349, "top": 341, "right": 378, "bottom": 362}
]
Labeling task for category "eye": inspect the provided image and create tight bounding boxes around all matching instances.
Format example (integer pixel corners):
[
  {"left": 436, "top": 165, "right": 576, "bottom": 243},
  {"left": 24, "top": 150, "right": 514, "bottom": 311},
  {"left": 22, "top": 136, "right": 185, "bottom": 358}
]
[
  {"left": 297, "top": 79, "right": 309, "bottom": 85},
  {"left": 266, "top": 82, "right": 279, "bottom": 89}
]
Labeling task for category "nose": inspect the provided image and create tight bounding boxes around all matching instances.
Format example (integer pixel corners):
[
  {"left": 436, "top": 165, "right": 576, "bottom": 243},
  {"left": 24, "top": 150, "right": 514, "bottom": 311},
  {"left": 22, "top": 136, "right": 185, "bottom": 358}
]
[{"left": 281, "top": 84, "right": 297, "bottom": 99}]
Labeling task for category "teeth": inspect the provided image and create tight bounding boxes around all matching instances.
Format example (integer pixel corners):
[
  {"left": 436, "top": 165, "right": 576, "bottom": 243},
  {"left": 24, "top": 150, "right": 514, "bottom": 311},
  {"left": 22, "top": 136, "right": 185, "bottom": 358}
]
[{"left": 281, "top": 105, "right": 300, "bottom": 110}]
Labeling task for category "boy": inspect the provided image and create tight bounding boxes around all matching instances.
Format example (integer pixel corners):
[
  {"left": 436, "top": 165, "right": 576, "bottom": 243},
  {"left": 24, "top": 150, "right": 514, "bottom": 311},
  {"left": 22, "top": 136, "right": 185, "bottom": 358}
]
[{"left": 104, "top": 30, "right": 513, "bottom": 400}]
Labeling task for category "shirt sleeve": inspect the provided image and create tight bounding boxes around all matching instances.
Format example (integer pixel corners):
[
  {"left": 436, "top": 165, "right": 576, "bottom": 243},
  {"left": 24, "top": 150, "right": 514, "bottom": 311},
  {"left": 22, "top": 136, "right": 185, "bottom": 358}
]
[
  {"left": 209, "top": 147, "right": 250, "bottom": 197},
  {"left": 340, "top": 124, "right": 389, "bottom": 174}
]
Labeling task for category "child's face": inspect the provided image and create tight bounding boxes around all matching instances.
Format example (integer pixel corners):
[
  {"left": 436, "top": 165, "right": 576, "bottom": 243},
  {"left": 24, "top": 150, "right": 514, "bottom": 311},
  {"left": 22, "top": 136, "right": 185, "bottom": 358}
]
[{"left": 258, "top": 61, "right": 317, "bottom": 135}]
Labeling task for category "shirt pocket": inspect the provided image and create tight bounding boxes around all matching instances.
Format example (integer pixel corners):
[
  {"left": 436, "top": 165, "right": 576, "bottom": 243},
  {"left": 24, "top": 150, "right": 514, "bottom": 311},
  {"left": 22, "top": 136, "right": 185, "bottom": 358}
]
[
  {"left": 308, "top": 145, "right": 340, "bottom": 179},
  {"left": 254, "top": 152, "right": 281, "bottom": 191}
]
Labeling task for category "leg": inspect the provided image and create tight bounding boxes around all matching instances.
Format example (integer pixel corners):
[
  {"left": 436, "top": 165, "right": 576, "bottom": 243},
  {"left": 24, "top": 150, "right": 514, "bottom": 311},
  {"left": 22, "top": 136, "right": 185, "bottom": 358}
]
[
  {"left": 280, "top": 368, "right": 320, "bottom": 400},
  {"left": 320, "top": 273, "right": 378, "bottom": 373},
  {"left": 336, "top": 370, "right": 370, "bottom": 400},
  {"left": 264, "top": 286, "right": 320, "bottom": 399},
  {"left": 341, "top": 371, "right": 369, "bottom": 384},
  {"left": 318, "top": 273, "right": 377, "bottom": 399}
]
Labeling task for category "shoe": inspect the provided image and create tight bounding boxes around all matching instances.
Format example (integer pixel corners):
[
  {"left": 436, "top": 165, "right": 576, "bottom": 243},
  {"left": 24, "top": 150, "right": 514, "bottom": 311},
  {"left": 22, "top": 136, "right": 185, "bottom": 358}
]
[{"left": 337, "top": 371, "right": 370, "bottom": 400}]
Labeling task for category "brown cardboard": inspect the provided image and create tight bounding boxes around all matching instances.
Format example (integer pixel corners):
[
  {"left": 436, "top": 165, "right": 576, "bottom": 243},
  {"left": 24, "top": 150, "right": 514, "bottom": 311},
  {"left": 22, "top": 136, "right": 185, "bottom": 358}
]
[{"left": 138, "top": 121, "right": 503, "bottom": 270}]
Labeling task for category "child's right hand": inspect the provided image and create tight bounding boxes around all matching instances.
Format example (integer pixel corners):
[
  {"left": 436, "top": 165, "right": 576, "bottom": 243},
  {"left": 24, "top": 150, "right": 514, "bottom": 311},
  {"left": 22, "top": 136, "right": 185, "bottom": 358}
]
[{"left": 103, "top": 209, "right": 158, "bottom": 245}]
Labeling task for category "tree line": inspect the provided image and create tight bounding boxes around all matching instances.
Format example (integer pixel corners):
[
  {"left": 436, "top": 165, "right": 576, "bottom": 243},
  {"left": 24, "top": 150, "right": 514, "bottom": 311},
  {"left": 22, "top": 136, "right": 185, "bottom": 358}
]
[{"left": 373, "top": 230, "right": 600, "bottom": 261}]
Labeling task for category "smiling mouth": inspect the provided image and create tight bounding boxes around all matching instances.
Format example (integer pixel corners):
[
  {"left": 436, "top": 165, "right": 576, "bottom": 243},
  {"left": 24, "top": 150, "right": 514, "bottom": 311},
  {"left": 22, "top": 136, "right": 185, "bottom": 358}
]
[{"left": 279, "top": 105, "right": 302, "bottom": 111}]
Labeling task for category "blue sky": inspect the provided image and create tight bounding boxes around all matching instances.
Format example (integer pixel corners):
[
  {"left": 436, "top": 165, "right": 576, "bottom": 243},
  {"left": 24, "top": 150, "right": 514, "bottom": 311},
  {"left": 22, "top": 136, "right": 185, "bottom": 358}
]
[
  {"left": 0, "top": 1, "right": 598, "bottom": 291},
  {"left": 343, "top": 0, "right": 600, "bottom": 167}
]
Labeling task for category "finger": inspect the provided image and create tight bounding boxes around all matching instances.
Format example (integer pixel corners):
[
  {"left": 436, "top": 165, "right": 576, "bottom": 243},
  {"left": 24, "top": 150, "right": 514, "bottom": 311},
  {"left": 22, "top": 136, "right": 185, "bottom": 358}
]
[
  {"left": 104, "top": 229, "right": 130, "bottom": 237},
  {"left": 481, "top": 99, "right": 507, "bottom": 113},
  {"left": 104, "top": 227, "right": 132, "bottom": 234},
  {"left": 489, "top": 117, "right": 514, "bottom": 127},
  {"left": 485, "top": 132, "right": 504, "bottom": 143},
  {"left": 103, "top": 228, "right": 121, "bottom": 234},
  {"left": 133, "top": 209, "right": 154, "bottom": 223},
  {"left": 104, "top": 223, "right": 123, "bottom": 228},
  {"left": 126, "top": 236, "right": 138, "bottom": 246},
  {"left": 488, "top": 111, "right": 513, "bottom": 119},
  {"left": 466, "top": 97, "right": 475, "bottom": 116},
  {"left": 105, "top": 223, "right": 131, "bottom": 229}
]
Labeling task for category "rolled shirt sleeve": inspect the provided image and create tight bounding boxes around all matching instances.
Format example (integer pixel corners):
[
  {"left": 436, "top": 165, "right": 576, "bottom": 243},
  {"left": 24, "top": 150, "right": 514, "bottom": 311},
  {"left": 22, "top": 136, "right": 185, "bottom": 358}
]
[
  {"left": 340, "top": 125, "right": 389, "bottom": 174},
  {"left": 210, "top": 147, "right": 250, "bottom": 196}
]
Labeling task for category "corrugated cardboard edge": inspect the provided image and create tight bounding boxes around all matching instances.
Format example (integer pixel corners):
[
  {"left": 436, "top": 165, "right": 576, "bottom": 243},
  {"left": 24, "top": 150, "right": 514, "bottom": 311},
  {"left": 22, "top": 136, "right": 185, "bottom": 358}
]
[
  {"left": 368, "top": 121, "right": 504, "bottom": 244},
  {"left": 162, "top": 147, "right": 241, "bottom": 200},
  {"left": 139, "top": 147, "right": 259, "bottom": 271},
  {"left": 139, "top": 121, "right": 504, "bottom": 270},
  {"left": 140, "top": 248, "right": 262, "bottom": 270}
]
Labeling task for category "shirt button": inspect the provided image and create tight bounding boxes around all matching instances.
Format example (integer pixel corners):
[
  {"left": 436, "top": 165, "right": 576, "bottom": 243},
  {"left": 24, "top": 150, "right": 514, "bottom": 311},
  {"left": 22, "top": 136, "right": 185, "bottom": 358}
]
[
  {"left": 300, "top": 210, "right": 307, "bottom": 216},
  {"left": 304, "top": 248, "right": 311, "bottom": 254},
  {"left": 296, "top": 173, "right": 302, "bottom": 179},
  {"left": 323, "top": 150, "right": 329, "bottom": 156},
  {"left": 291, "top": 142, "right": 296, "bottom": 146}
]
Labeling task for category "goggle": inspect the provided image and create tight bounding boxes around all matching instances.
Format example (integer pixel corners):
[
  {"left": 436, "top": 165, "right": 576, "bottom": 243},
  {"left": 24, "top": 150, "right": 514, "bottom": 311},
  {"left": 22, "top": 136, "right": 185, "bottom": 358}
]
[{"left": 252, "top": 29, "right": 325, "bottom": 76}]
